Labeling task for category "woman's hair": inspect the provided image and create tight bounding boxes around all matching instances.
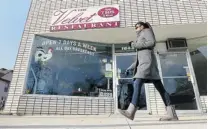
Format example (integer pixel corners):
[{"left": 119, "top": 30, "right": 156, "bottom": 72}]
[
  {"left": 135, "top": 21, "right": 150, "bottom": 29},
  {"left": 135, "top": 21, "right": 156, "bottom": 44}
]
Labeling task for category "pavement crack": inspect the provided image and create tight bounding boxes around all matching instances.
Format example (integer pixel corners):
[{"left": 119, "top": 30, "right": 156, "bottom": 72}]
[{"left": 125, "top": 119, "right": 132, "bottom": 129}]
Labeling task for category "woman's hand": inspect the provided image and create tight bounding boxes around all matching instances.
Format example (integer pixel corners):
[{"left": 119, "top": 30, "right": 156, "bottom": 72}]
[
  {"left": 128, "top": 41, "right": 133, "bottom": 47},
  {"left": 125, "top": 69, "right": 130, "bottom": 76}
]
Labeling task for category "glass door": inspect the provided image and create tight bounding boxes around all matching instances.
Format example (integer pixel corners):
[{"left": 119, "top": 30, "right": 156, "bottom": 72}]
[
  {"left": 158, "top": 52, "right": 201, "bottom": 112},
  {"left": 114, "top": 53, "right": 150, "bottom": 114}
]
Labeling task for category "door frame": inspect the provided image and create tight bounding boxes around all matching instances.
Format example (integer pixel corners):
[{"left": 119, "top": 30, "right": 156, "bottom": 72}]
[
  {"left": 112, "top": 52, "right": 151, "bottom": 114},
  {"left": 157, "top": 51, "right": 203, "bottom": 114}
]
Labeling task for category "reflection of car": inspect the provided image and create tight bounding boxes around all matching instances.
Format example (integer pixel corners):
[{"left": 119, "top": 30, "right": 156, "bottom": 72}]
[
  {"left": 96, "top": 78, "right": 113, "bottom": 90},
  {"left": 72, "top": 91, "right": 88, "bottom": 96},
  {"left": 89, "top": 92, "right": 99, "bottom": 97},
  {"left": 170, "top": 94, "right": 195, "bottom": 104},
  {"left": 170, "top": 89, "right": 195, "bottom": 104}
]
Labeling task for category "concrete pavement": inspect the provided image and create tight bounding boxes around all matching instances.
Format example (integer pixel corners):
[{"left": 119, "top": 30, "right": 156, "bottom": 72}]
[{"left": 0, "top": 114, "right": 206, "bottom": 129}]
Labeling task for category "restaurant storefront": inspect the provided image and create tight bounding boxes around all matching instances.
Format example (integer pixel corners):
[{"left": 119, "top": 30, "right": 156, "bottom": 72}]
[{"left": 4, "top": 0, "right": 207, "bottom": 116}]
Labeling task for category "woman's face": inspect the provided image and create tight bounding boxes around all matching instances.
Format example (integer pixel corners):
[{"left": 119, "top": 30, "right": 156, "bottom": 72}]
[{"left": 135, "top": 24, "right": 144, "bottom": 31}]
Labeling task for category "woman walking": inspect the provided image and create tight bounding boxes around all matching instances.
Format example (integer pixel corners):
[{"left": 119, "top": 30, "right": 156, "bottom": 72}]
[{"left": 119, "top": 21, "right": 179, "bottom": 121}]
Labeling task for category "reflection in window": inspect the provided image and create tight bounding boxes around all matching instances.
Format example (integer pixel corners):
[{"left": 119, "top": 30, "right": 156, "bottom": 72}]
[
  {"left": 163, "top": 78, "right": 197, "bottom": 110},
  {"left": 190, "top": 50, "right": 207, "bottom": 96},
  {"left": 160, "top": 54, "right": 188, "bottom": 77},
  {"left": 116, "top": 55, "right": 147, "bottom": 110},
  {"left": 159, "top": 53, "right": 197, "bottom": 110},
  {"left": 4, "top": 86, "right": 8, "bottom": 92},
  {"left": 116, "top": 55, "right": 136, "bottom": 78},
  {"left": 25, "top": 36, "right": 113, "bottom": 97}
]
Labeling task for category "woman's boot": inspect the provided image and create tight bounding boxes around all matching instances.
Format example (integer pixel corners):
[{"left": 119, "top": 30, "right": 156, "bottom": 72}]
[
  {"left": 119, "top": 103, "right": 138, "bottom": 120},
  {"left": 160, "top": 105, "right": 179, "bottom": 121}
]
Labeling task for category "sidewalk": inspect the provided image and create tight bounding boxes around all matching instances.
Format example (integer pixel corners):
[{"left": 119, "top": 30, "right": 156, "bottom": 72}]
[{"left": 0, "top": 114, "right": 206, "bottom": 129}]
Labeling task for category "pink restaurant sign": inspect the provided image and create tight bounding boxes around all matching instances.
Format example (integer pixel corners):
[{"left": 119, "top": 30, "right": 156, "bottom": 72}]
[{"left": 50, "top": 5, "right": 120, "bottom": 32}]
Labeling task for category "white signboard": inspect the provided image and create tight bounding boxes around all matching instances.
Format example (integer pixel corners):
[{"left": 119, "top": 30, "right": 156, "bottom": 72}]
[
  {"left": 105, "top": 63, "right": 112, "bottom": 71},
  {"left": 50, "top": 5, "right": 120, "bottom": 32}
]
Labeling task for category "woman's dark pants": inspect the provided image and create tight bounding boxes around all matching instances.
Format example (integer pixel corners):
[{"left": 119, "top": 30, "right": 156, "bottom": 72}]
[{"left": 131, "top": 78, "right": 171, "bottom": 107}]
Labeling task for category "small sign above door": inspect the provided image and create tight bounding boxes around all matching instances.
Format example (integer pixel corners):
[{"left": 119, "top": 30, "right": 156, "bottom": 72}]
[{"left": 114, "top": 44, "right": 136, "bottom": 53}]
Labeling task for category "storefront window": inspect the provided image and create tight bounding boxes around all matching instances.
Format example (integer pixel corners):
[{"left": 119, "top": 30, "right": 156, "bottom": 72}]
[
  {"left": 190, "top": 48, "right": 207, "bottom": 96},
  {"left": 159, "top": 53, "right": 197, "bottom": 110},
  {"left": 25, "top": 35, "right": 113, "bottom": 97}
]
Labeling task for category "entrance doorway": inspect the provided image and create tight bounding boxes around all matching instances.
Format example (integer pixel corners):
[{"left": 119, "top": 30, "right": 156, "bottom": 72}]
[
  {"left": 114, "top": 53, "right": 151, "bottom": 114},
  {"left": 113, "top": 51, "right": 202, "bottom": 114}
]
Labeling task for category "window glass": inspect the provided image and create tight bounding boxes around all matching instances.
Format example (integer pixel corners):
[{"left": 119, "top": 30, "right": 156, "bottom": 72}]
[
  {"left": 163, "top": 78, "right": 197, "bottom": 110},
  {"left": 4, "top": 86, "right": 8, "bottom": 92},
  {"left": 25, "top": 35, "right": 113, "bottom": 97},
  {"left": 160, "top": 54, "right": 188, "bottom": 77},
  {"left": 190, "top": 49, "right": 207, "bottom": 95},
  {"left": 159, "top": 53, "right": 198, "bottom": 110},
  {"left": 116, "top": 55, "right": 147, "bottom": 110}
]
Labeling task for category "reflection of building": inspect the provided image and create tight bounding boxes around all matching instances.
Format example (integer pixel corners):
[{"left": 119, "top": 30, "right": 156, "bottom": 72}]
[
  {"left": 0, "top": 68, "right": 13, "bottom": 110},
  {"left": 4, "top": 0, "right": 207, "bottom": 116},
  {"left": 190, "top": 47, "right": 207, "bottom": 112}
]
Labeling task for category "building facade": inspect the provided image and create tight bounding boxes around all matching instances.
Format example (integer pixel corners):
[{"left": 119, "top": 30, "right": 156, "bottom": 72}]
[
  {"left": 0, "top": 68, "right": 13, "bottom": 110},
  {"left": 4, "top": 0, "right": 207, "bottom": 115}
]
